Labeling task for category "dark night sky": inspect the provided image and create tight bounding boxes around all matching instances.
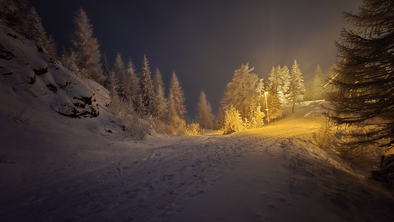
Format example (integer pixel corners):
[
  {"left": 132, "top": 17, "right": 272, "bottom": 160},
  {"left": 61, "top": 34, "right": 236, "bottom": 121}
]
[{"left": 28, "top": 0, "right": 362, "bottom": 119}]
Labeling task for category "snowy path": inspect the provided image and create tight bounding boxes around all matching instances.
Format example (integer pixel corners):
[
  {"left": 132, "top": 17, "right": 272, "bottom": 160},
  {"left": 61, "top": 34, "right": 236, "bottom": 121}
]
[{"left": 1, "top": 101, "right": 394, "bottom": 221}]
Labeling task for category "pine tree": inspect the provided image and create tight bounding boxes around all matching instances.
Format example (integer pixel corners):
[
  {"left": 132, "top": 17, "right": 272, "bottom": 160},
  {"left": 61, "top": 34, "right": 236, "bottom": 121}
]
[
  {"left": 327, "top": 0, "right": 394, "bottom": 149},
  {"left": 168, "top": 72, "right": 186, "bottom": 120},
  {"left": 113, "top": 53, "right": 126, "bottom": 99},
  {"left": 101, "top": 53, "right": 111, "bottom": 90},
  {"left": 153, "top": 68, "right": 167, "bottom": 120},
  {"left": 108, "top": 71, "right": 118, "bottom": 97},
  {"left": 280, "top": 65, "right": 290, "bottom": 104},
  {"left": 196, "top": 90, "right": 214, "bottom": 129},
  {"left": 126, "top": 58, "right": 139, "bottom": 107},
  {"left": 267, "top": 87, "right": 282, "bottom": 121},
  {"left": 310, "top": 65, "right": 325, "bottom": 100},
  {"left": 255, "top": 78, "right": 267, "bottom": 111},
  {"left": 222, "top": 63, "right": 259, "bottom": 119},
  {"left": 268, "top": 65, "right": 290, "bottom": 104},
  {"left": 285, "top": 60, "right": 305, "bottom": 113},
  {"left": 138, "top": 55, "right": 156, "bottom": 116},
  {"left": 247, "top": 102, "right": 265, "bottom": 128},
  {"left": 69, "top": 8, "right": 104, "bottom": 83},
  {"left": 47, "top": 35, "right": 57, "bottom": 58},
  {"left": 26, "top": 7, "right": 51, "bottom": 54}
]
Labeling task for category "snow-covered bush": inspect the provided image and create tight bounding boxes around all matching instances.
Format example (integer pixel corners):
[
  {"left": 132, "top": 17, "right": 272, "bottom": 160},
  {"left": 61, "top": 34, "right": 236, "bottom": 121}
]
[
  {"left": 123, "top": 115, "right": 151, "bottom": 141},
  {"left": 108, "top": 95, "right": 151, "bottom": 140},
  {"left": 222, "top": 106, "right": 245, "bottom": 134},
  {"left": 167, "top": 115, "right": 186, "bottom": 135},
  {"left": 185, "top": 123, "right": 203, "bottom": 136}
]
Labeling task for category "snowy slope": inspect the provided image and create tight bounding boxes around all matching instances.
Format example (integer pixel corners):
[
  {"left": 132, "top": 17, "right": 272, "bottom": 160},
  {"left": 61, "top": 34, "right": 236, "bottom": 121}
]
[{"left": 1, "top": 23, "right": 394, "bottom": 222}]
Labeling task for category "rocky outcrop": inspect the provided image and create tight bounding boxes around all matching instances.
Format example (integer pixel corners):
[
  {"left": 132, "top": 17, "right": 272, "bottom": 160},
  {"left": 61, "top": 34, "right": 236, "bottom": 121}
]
[{"left": 0, "top": 24, "right": 109, "bottom": 118}]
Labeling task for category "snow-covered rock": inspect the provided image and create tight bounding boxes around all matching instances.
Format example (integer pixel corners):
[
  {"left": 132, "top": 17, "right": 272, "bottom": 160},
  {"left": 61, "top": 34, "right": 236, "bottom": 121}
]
[{"left": 0, "top": 23, "right": 107, "bottom": 118}]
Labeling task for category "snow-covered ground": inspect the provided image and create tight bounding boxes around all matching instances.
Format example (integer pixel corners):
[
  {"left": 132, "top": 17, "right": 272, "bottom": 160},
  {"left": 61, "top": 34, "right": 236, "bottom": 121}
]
[
  {"left": 1, "top": 100, "right": 394, "bottom": 222},
  {"left": 1, "top": 23, "right": 394, "bottom": 221}
]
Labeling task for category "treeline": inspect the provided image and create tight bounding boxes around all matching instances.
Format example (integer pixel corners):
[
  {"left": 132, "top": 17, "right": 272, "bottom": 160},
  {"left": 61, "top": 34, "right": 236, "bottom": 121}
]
[
  {"left": 0, "top": 0, "right": 332, "bottom": 137},
  {"left": 217, "top": 61, "right": 331, "bottom": 134},
  {"left": 0, "top": 0, "right": 215, "bottom": 137}
]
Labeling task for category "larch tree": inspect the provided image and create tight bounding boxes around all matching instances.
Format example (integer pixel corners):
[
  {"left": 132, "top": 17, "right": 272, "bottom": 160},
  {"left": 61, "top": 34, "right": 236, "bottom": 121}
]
[
  {"left": 0, "top": 0, "right": 27, "bottom": 33},
  {"left": 153, "top": 68, "right": 167, "bottom": 120},
  {"left": 26, "top": 7, "right": 51, "bottom": 55},
  {"left": 69, "top": 8, "right": 104, "bottom": 83},
  {"left": 285, "top": 60, "right": 305, "bottom": 113},
  {"left": 310, "top": 65, "right": 325, "bottom": 100},
  {"left": 138, "top": 55, "right": 156, "bottom": 116},
  {"left": 168, "top": 72, "right": 186, "bottom": 121},
  {"left": 126, "top": 58, "right": 139, "bottom": 107},
  {"left": 222, "top": 63, "right": 259, "bottom": 119},
  {"left": 196, "top": 90, "right": 214, "bottom": 129},
  {"left": 47, "top": 35, "right": 57, "bottom": 58},
  {"left": 113, "top": 53, "right": 126, "bottom": 99},
  {"left": 101, "top": 53, "right": 111, "bottom": 90},
  {"left": 108, "top": 71, "right": 118, "bottom": 98},
  {"left": 327, "top": 0, "right": 394, "bottom": 149}
]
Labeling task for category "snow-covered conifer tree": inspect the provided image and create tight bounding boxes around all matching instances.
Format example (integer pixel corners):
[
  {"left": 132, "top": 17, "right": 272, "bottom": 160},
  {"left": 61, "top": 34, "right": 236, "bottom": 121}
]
[
  {"left": 222, "top": 63, "right": 258, "bottom": 119},
  {"left": 26, "top": 7, "right": 51, "bottom": 54},
  {"left": 113, "top": 53, "right": 126, "bottom": 99},
  {"left": 268, "top": 65, "right": 290, "bottom": 104},
  {"left": 100, "top": 53, "right": 111, "bottom": 90},
  {"left": 280, "top": 65, "right": 290, "bottom": 104},
  {"left": 153, "top": 68, "right": 167, "bottom": 120},
  {"left": 69, "top": 8, "right": 104, "bottom": 83},
  {"left": 267, "top": 87, "right": 282, "bottom": 121},
  {"left": 168, "top": 72, "right": 186, "bottom": 120},
  {"left": 310, "top": 65, "right": 325, "bottom": 100},
  {"left": 138, "top": 55, "right": 156, "bottom": 116},
  {"left": 47, "top": 35, "right": 57, "bottom": 58},
  {"left": 126, "top": 59, "right": 139, "bottom": 107},
  {"left": 108, "top": 71, "right": 119, "bottom": 97},
  {"left": 196, "top": 90, "right": 214, "bottom": 129},
  {"left": 285, "top": 60, "right": 305, "bottom": 113}
]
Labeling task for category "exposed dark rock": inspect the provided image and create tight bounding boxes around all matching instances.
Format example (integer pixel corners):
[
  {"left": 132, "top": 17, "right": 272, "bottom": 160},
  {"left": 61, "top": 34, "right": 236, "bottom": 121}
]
[
  {"left": 58, "top": 106, "right": 99, "bottom": 118},
  {"left": 372, "top": 154, "right": 394, "bottom": 184},
  {"left": 73, "top": 96, "right": 92, "bottom": 108},
  {"left": 7, "top": 32, "right": 18, "bottom": 39},
  {"left": 2, "top": 72, "right": 13, "bottom": 76},
  {"left": 27, "top": 76, "right": 35, "bottom": 84},
  {"left": 0, "top": 43, "right": 16, "bottom": 60},
  {"left": 46, "top": 84, "right": 57, "bottom": 93},
  {"left": 33, "top": 67, "right": 48, "bottom": 75}
]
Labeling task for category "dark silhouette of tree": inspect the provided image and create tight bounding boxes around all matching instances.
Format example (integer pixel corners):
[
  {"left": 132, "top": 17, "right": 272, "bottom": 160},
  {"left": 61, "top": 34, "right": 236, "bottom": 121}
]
[{"left": 327, "top": 0, "right": 394, "bottom": 149}]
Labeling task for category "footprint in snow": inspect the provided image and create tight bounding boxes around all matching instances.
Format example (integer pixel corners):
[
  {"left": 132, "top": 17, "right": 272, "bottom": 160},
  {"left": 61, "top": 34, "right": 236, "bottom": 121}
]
[{"left": 188, "top": 190, "right": 205, "bottom": 198}]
